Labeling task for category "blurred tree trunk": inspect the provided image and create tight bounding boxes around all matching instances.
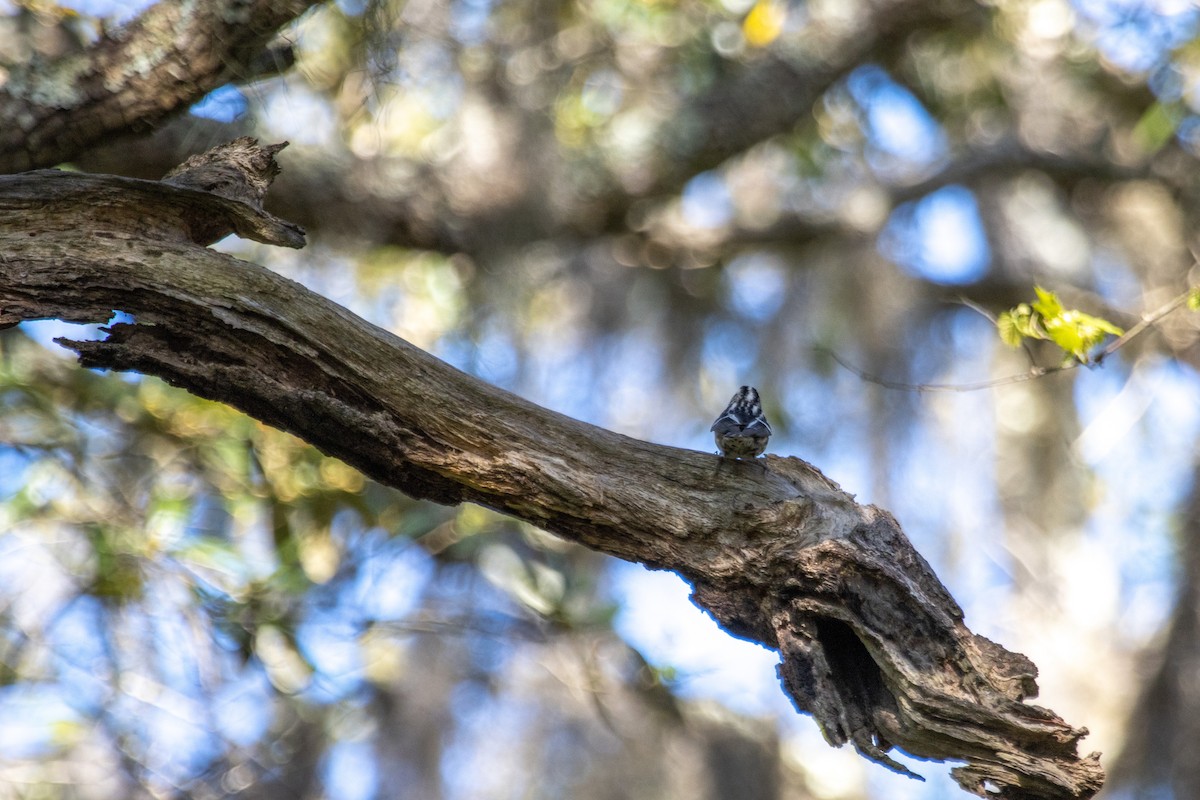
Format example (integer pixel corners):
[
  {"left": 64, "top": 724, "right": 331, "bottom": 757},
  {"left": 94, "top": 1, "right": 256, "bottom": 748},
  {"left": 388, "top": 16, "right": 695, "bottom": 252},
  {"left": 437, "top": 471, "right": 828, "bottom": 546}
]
[{"left": 1107, "top": 464, "right": 1200, "bottom": 798}]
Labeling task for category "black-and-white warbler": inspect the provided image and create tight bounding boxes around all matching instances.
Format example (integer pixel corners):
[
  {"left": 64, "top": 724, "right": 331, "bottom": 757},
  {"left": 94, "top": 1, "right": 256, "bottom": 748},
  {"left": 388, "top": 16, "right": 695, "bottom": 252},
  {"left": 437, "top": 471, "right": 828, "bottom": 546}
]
[{"left": 710, "top": 385, "right": 771, "bottom": 459}]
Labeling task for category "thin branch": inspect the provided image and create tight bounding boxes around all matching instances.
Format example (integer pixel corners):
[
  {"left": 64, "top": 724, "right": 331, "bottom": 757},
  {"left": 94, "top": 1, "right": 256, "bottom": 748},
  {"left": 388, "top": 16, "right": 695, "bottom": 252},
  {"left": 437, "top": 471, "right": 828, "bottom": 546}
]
[
  {"left": 1093, "top": 286, "right": 1195, "bottom": 363},
  {"left": 825, "top": 348, "right": 1055, "bottom": 393},
  {"left": 831, "top": 283, "right": 1199, "bottom": 393}
]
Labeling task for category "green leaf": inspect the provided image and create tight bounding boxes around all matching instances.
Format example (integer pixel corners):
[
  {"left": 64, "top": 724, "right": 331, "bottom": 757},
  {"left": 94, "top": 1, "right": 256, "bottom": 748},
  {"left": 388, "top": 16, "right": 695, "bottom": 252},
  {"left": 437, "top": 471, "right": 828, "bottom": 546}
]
[
  {"left": 997, "top": 288, "right": 1123, "bottom": 362},
  {"left": 1188, "top": 288, "right": 1200, "bottom": 311},
  {"left": 997, "top": 304, "right": 1041, "bottom": 347},
  {"left": 1031, "top": 286, "right": 1063, "bottom": 319},
  {"left": 996, "top": 311, "right": 1022, "bottom": 348},
  {"left": 1042, "top": 310, "right": 1123, "bottom": 362}
]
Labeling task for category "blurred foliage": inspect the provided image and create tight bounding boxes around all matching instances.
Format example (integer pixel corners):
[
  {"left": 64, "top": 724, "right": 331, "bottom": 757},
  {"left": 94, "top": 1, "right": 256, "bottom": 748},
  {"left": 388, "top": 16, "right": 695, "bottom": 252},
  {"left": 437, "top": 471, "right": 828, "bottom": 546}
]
[{"left": 8, "top": 0, "right": 1200, "bottom": 798}]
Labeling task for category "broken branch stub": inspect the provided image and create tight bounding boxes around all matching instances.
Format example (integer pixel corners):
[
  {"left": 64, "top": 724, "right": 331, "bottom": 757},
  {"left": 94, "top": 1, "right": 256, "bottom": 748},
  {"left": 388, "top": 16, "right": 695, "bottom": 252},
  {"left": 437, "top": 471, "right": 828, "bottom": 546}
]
[
  {"left": 0, "top": 140, "right": 1103, "bottom": 798},
  {"left": 687, "top": 460, "right": 1103, "bottom": 798}
]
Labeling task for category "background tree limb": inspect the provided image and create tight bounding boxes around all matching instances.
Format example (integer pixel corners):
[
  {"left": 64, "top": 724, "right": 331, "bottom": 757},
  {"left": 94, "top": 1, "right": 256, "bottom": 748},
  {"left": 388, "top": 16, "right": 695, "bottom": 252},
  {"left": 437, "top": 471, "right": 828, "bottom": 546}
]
[
  {"left": 0, "top": 0, "right": 319, "bottom": 173},
  {"left": 0, "top": 145, "right": 1104, "bottom": 799}
]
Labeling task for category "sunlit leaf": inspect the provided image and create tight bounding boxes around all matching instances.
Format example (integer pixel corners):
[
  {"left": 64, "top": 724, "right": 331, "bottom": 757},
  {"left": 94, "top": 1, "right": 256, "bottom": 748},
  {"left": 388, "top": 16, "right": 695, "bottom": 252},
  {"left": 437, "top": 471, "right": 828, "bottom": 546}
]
[
  {"left": 743, "top": 0, "right": 786, "bottom": 47},
  {"left": 1031, "top": 286, "right": 1064, "bottom": 320},
  {"left": 997, "top": 287, "right": 1122, "bottom": 362},
  {"left": 996, "top": 310, "right": 1023, "bottom": 348}
]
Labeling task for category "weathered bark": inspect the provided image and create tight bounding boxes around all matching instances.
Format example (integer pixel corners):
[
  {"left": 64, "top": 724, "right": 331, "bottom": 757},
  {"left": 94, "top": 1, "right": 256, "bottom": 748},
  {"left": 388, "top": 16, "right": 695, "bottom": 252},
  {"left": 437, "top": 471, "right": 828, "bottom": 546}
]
[
  {"left": 0, "top": 143, "right": 1104, "bottom": 799},
  {"left": 0, "top": 0, "right": 319, "bottom": 173}
]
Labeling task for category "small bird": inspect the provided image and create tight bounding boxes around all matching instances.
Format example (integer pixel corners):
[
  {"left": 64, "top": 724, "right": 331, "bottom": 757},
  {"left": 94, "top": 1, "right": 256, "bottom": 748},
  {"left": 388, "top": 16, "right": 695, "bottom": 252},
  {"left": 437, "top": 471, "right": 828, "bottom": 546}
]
[{"left": 710, "top": 386, "right": 772, "bottom": 459}]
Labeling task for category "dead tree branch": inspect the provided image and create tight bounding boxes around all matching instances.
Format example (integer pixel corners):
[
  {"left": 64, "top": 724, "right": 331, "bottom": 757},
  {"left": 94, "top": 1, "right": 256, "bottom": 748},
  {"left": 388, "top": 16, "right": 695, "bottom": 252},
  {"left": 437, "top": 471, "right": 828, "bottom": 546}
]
[
  {"left": 0, "top": 0, "right": 319, "bottom": 173},
  {"left": 0, "top": 141, "right": 1104, "bottom": 799}
]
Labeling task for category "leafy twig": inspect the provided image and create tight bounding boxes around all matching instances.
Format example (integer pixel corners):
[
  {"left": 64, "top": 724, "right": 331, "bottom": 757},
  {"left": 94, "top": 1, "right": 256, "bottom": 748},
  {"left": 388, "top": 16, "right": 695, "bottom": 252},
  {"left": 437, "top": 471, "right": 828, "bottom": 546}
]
[{"left": 830, "top": 284, "right": 1198, "bottom": 393}]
